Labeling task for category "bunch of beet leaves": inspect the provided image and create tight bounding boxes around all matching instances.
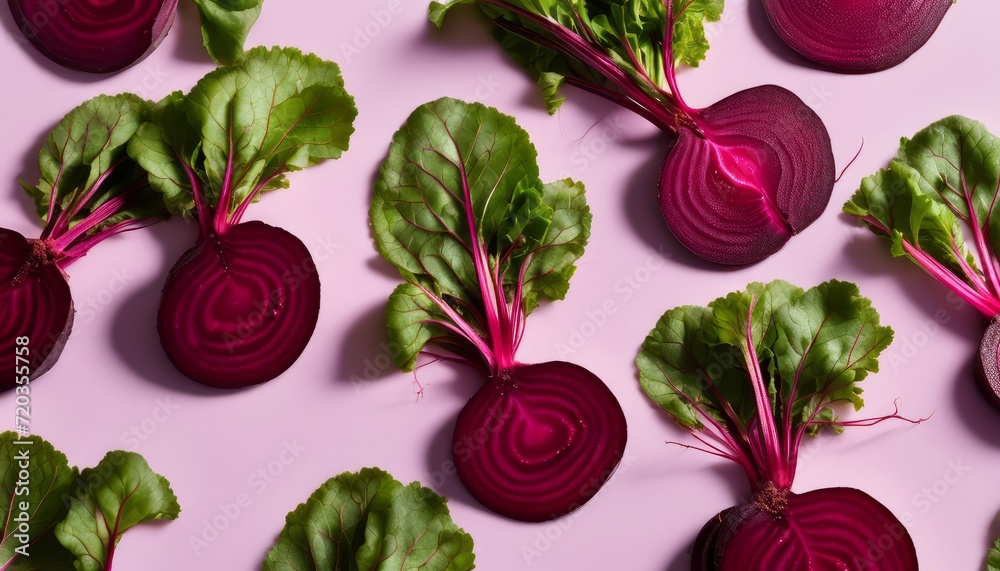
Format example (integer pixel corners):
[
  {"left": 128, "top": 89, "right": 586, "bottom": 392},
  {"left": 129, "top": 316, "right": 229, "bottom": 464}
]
[{"left": 844, "top": 116, "right": 1000, "bottom": 411}]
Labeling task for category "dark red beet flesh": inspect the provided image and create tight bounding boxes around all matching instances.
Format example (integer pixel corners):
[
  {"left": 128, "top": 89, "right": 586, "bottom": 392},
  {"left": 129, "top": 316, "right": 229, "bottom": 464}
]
[
  {"left": 157, "top": 221, "right": 320, "bottom": 389},
  {"left": 0, "top": 228, "right": 73, "bottom": 390},
  {"left": 8, "top": 0, "right": 178, "bottom": 73},
  {"left": 452, "top": 361, "right": 628, "bottom": 522},
  {"left": 659, "top": 85, "right": 835, "bottom": 265},
  {"left": 704, "top": 487, "right": 918, "bottom": 570},
  {"left": 762, "top": 0, "right": 952, "bottom": 72},
  {"left": 691, "top": 508, "right": 731, "bottom": 571},
  {"left": 976, "top": 318, "right": 1000, "bottom": 411}
]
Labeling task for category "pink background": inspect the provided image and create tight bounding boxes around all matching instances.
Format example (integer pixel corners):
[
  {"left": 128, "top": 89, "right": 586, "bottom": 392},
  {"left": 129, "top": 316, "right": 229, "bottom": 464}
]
[{"left": 2, "top": 1, "right": 999, "bottom": 569}]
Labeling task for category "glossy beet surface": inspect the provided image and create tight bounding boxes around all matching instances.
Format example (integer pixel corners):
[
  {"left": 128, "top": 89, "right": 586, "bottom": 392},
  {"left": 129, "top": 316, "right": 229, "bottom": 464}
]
[
  {"left": 158, "top": 221, "right": 320, "bottom": 389},
  {"left": 695, "top": 487, "right": 918, "bottom": 570},
  {"left": 452, "top": 361, "right": 628, "bottom": 522},
  {"left": 762, "top": 0, "right": 952, "bottom": 72},
  {"left": 660, "top": 85, "right": 835, "bottom": 265},
  {"left": 0, "top": 228, "right": 73, "bottom": 389},
  {"left": 8, "top": 0, "right": 178, "bottom": 73}
]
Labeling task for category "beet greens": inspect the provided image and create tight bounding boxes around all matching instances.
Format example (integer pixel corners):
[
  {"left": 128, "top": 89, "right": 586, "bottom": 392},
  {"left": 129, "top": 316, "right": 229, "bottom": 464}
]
[
  {"left": 262, "top": 467, "right": 475, "bottom": 570},
  {"left": 637, "top": 280, "right": 918, "bottom": 569},
  {"left": 762, "top": 0, "right": 952, "bottom": 72},
  {"left": 844, "top": 116, "right": 1000, "bottom": 410},
  {"left": 129, "top": 46, "right": 357, "bottom": 389},
  {"left": 1, "top": 94, "right": 166, "bottom": 389},
  {"left": 431, "top": 0, "right": 835, "bottom": 265},
  {"left": 371, "top": 97, "right": 627, "bottom": 522}
]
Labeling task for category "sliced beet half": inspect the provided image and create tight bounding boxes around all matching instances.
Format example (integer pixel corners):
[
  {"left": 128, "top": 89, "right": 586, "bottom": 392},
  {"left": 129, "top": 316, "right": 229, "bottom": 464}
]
[
  {"left": 977, "top": 318, "right": 1000, "bottom": 410},
  {"left": 762, "top": 0, "right": 952, "bottom": 72},
  {"left": 8, "top": 0, "right": 178, "bottom": 73},
  {"left": 691, "top": 508, "right": 731, "bottom": 571},
  {"left": 712, "top": 487, "right": 918, "bottom": 570},
  {"left": 452, "top": 361, "right": 628, "bottom": 522},
  {"left": 0, "top": 228, "right": 73, "bottom": 390},
  {"left": 157, "top": 221, "right": 320, "bottom": 389},
  {"left": 659, "top": 85, "right": 835, "bottom": 265}
]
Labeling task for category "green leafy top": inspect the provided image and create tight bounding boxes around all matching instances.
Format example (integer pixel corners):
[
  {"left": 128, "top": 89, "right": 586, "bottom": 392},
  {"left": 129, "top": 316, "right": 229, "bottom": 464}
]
[
  {"left": 129, "top": 46, "right": 357, "bottom": 238},
  {"left": 262, "top": 467, "right": 475, "bottom": 571},
  {"left": 193, "top": 0, "right": 264, "bottom": 66},
  {"left": 636, "top": 280, "right": 900, "bottom": 492},
  {"left": 988, "top": 539, "right": 1000, "bottom": 571},
  {"left": 0, "top": 433, "right": 77, "bottom": 569},
  {"left": 844, "top": 115, "right": 1000, "bottom": 317},
  {"left": 370, "top": 98, "right": 590, "bottom": 373},
  {"left": 0, "top": 433, "right": 179, "bottom": 571},
  {"left": 430, "top": 0, "right": 722, "bottom": 122},
  {"left": 19, "top": 94, "right": 168, "bottom": 267}
]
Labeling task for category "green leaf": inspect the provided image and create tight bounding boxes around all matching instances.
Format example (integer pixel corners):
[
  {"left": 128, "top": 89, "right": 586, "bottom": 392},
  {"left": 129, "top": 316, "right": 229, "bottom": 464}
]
[
  {"left": 430, "top": 0, "right": 724, "bottom": 115},
  {"left": 54, "top": 452, "right": 180, "bottom": 571},
  {"left": 844, "top": 116, "right": 1000, "bottom": 314},
  {"left": 771, "top": 280, "right": 894, "bottom": 434},
  {"left": 371, "top": 97, "right": 589, "bottom": 370},
  {"left": 0, "top": 433, "right": 78, "bottom": 569},
  {"left": 132, "top": 46, "right": 357, "bottom": 219},
  {"left": 192, "top": 0, "right": 264, "bottom": 66},
  {"left": 261, "top": 467, "right": 475, "bottom": 571},
  {"left": 987, "top": 538, "right": 1000, "bottom": 571}
]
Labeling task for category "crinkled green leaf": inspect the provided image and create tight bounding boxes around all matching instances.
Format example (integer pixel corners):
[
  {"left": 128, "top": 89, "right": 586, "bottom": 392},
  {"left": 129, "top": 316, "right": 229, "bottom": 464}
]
[
  {"left": 0, "top": 432, "right": 77, "bottom": 569},
  {"left": 844, "top": 116, "right": 1000, "bottom": 310},
  {"left": 131, "top": 46, "right": 357, "bottom": 218},
  {"left": 637, "top": 280, "right": 892, "bottom": 438},
  {"left": 54, "top": 452, "right": 180, "bottom": 571},
  {"left": 193, "top": 0, "right": 264, "bottom": 66},
  {"left": 22, "top": 94, "right": 165, "bottom": 232},
  {"left": 988, "top": 538, "right": 1000, "bottom": 571},
  {"left": 261, "top": 467, "right": 475, "bottom": 571},
  {"left": 371, "top": 97, "right": 589, "bottom": 370},
  {"left": 772, "top": 280, "right": 893, "bottom": 434},
  {"left": 386, "top": 283, "right": 455, "bottom": 372},
  {"left": 430, "top": 0, "right": 723, "bottom": 114}
]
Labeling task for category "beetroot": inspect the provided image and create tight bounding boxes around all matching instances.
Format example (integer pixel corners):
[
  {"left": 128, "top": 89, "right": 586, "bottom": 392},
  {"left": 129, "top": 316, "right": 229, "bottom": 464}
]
[
  {"left": 129, "top": 47, "right": 357, "bottom": 388},
  {"left": 372, "top": 98, "right": 627, "bottom": 521},
  {"left": 1, "top": 93, "right": 166, "bottom": 387},
  {"left": 637, "top": 280, "right": 919, "bottom": 569},
  {"left": 762, "top": 0, "right": 953, "bottom": 72},
  {"left": 157, "top": 221, "right": 320, "bottom": 388},
  {"left": 8, "top": 0, "right": 178, "bottom": 73}
]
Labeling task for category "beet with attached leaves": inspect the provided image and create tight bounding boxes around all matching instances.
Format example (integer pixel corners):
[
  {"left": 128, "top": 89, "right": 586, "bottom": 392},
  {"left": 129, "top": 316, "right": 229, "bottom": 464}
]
[
  {"left": 762, "top": 0, "right": 953, "bottom": 72},
  {"left": 129, "top": 46, "right": 357, "bottom": 389},
  {"left": 371, "top": 98, "right": 628, "bottom": 522},
  {"left": 432, "top": 0, "right": 835, "bottom": 265},
  {"left": 637, "top": 280, "right": 919, "bottom": 569},
  {"left": 1, "top": 94, "right": 166, "bottom": 389}
]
